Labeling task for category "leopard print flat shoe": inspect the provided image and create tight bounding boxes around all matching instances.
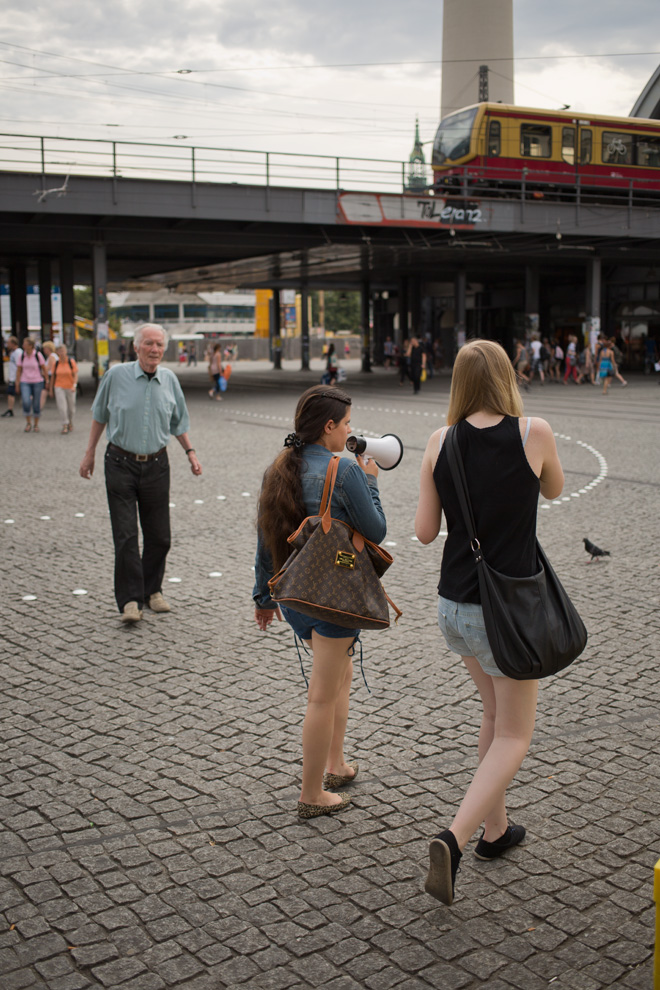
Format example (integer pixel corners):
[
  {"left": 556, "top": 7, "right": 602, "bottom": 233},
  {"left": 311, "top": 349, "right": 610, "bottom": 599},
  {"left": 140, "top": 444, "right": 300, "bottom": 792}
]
[
  {"left": 297, "top": 794, "right": 352, "bottom": 819},
  {"left": 323, "top": 762, "right": 359, "bottom": 790}
]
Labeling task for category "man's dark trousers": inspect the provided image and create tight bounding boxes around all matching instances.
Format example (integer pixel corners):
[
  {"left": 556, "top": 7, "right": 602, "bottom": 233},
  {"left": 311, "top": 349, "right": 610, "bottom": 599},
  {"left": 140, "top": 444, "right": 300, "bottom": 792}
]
[{"left": 104, "top": 447, "right": 171, "bottom": 612}]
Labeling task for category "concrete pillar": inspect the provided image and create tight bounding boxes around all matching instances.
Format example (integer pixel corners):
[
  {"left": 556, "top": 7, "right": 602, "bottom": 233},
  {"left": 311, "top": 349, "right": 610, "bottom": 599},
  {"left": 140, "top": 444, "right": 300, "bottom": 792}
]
[
  {"left": 397, "top": 278, "right": 409, "bottom": 349},
  {"left": 9, "top": 264, "right": 28, "bottom": 342},
  {"left": 270, "top": 289, "right": 282, "bottom": 369},
  {"left": 38, "top": 258, "right": 52, "bottom": 344},
  {"left": 524, "top": 265, "right": 540, "bottom": 344},
  {"left": 584, "top": 256, "right": 602, "bottom": 347},
  {"left": 300, "top": 287, "right": 310, "bottom": 371},
  {"left": 361, "top": 279, "right": 372, "bottom": 372},
  {"left": 454, "top": 269, "right": 467, "bottom": 349},
  {"left": 60, "top": 255, "right": 75, "bottom": 355},
  {"left": 92, "top": 243, "right": 109, "bottom": 380},
  {"left": 410, "top": 274, "right": 423, "bottom": 334}
]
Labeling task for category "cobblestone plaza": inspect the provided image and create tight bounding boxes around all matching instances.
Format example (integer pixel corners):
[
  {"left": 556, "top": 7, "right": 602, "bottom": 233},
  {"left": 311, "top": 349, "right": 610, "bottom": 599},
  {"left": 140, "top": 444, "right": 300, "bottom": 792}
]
[{"left": 1, "top": 361, "right": 658, "bottom": 989}]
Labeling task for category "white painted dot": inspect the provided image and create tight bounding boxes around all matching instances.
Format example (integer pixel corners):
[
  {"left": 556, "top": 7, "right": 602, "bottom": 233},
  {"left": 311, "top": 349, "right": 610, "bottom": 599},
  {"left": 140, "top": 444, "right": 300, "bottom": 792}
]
[
  {"left": 75, "top": 512, "right": 85, "bottom": 518},
  {"left": 169, "top": 502, "right": 176, "bottom": 508},
  {"left": 168, "top": 577, "right": 182, "bottom": 583},
  {"left": 384, "top": 541, "right": 397, "bottom": 547},
  {"left": 241, "top": 492, "right": 251, "bottom": 497},
  {"left": 40, "top": 515, "right": 51, "bottom": 521},
  {"left": 540, "top": 504, "right": 550, "bottom": 509},
  {"left": 562, "top": 497, "right": 571, "bottom": 501},
  {"left": 4, "top": 519, "right": 15, "bottom": 524},
  {"left": 209, "top": 572, "right": 223, "bottom": 577},
  {"left": 411, "top": 536, "right": 419, "bottom": 542},
  {"left": 194, "top": 499, "right": 204, "bottom": 504},
  {"left": 22, "top": 595, "right": 37, "bottom": 601},
  {"left": 72, "top": 589, "right": 88, "bottom": 596},
  {"left": 217, "top": 495, "right": 226, "bottom": 500}
]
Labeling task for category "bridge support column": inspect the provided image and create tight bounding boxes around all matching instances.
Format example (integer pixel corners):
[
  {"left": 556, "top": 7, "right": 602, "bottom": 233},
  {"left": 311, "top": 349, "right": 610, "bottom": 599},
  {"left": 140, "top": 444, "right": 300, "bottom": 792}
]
[
  {"left": 60, "top": 255, "right": 75, "bottom": 355},
  {"left": 9, "top": 264, "right": 28, "bottom": 343},
  {"left": 397, "top": 278, "right": 409, "bottom": 350},
  {"left": 300, "top": 287, "right": 310, "bottom": 371},
  {"left": 454, "top": 268, "right": 467, "bottom": 357},
  {"left": 38, "top": 258, "right": 53, "bottom": 344},
  {"left": 92, "top": 243, "right": 109, "bottom": 382},
  {"left": 585, "top": 257, "right": 602, "bottom": 346},
  {"left": 270, "top": 289, "right": 282, "bottom": 369},
  {"left": 524, "top": 265, "right": 540, "bottom": 345},
  {"left": 361, "top": 279, "right": 372, "bottom": 372}
]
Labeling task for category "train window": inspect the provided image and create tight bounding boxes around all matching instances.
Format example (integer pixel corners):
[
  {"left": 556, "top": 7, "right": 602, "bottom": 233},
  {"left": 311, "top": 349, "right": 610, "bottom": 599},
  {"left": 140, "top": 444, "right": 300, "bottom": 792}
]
[
  {"left": 520, "top": 124, "right": 551, "bottom": 158},
  {"left": 487, "top": 120, "right": 501, "bottom": 156},
  {"left": 636, "top": 136, "right": 660, "bottom": 167},
  {"left": 580, "top": 130, "right": 592, "bottom": 164},
  {"left": 562, "top": 127, "right": 575, "bottom": 165},
  {"left": 602, "top": 132, "right": 632, "bottom": 165}
]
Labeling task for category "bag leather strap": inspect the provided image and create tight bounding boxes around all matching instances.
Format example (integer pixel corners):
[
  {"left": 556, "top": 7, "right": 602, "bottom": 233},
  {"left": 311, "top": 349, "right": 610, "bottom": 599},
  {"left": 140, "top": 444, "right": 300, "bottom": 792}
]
[
  {"left": 319, "top": 456, "right": 340, "bottom": 534},
  {"left": 444, "top": 425, "right": 482, "bottom": 563}
]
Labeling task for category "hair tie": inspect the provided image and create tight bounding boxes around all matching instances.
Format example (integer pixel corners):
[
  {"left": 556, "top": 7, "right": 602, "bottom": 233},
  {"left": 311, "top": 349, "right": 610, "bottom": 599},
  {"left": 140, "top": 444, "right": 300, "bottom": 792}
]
[{"left": 284, "top": 432, "right": 303, "bottom": 449}]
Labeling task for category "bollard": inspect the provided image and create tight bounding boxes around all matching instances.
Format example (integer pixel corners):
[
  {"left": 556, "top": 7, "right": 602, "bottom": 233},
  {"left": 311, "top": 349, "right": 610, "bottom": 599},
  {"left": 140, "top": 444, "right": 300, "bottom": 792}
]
[{"left": 655, "top": 858, "right": 660, "bottom": 989}]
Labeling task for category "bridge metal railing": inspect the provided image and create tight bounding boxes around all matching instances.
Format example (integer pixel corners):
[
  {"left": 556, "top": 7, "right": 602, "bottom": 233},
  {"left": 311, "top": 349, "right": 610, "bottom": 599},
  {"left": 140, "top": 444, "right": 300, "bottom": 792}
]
[{"left": 0, "top": 132, "right": 427, "bottom": 194}]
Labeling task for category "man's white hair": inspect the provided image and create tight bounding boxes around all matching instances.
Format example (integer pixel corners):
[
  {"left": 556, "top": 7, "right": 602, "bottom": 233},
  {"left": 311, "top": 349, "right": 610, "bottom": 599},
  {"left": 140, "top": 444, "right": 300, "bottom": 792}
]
[{"left": 133, "top": 323, "right": 169, "bottom": 348}]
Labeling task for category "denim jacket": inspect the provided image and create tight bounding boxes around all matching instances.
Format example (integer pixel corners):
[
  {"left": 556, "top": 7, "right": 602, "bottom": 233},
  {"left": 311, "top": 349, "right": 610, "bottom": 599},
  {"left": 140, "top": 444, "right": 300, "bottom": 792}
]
[{"left": 253, "top": 443, "right": 387, "bottom": 609}]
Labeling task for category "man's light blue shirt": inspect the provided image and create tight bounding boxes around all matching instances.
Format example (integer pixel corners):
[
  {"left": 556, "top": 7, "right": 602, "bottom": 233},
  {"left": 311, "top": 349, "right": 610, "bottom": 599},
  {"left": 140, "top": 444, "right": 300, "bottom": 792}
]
[{"left": 91, "top": 361, "right": 190, "bottom": 454}]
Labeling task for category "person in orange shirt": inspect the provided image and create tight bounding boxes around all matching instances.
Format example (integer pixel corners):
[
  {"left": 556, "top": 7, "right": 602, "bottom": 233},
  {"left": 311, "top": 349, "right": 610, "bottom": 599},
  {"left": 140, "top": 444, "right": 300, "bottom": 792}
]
[{"left": 49, "top": 344, "right": 79, "bottom": 433}]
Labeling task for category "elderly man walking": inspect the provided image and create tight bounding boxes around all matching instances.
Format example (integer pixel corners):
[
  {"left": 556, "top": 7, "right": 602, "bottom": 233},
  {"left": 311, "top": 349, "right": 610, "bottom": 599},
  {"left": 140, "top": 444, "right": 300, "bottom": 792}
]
[{"left": 79, "top": 324, "right": 202, "bottom": 623}]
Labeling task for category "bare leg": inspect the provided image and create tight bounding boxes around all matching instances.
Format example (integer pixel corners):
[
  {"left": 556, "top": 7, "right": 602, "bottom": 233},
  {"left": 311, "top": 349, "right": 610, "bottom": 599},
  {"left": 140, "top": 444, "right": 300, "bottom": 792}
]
[
  {"left": 448, "top": 659, "right": 538, "bottom": 851},
  {"left": 300, "top": 632, "right": 356, "bottom": 807},
  {"left": 326, "top": 657, "right": 355, "bottom": 777}
]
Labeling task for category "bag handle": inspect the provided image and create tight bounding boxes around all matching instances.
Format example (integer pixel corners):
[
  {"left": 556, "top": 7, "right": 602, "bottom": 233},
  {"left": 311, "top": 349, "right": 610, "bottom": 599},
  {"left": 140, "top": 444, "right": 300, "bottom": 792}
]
[
  {"left": 319, "top": 456, "right": 340, "bottom": 534},
  {"left": 444, "top": 426, "right": 482, "bottom": 562}
]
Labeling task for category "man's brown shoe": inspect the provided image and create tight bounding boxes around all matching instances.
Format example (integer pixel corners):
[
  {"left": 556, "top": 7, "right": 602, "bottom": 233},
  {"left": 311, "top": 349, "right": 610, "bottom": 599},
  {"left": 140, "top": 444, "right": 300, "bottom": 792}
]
[
  {"left": 147, "top": 593, "right": 171, "bottom": 613},
  {"left": 121, "top": 601, "right": 143, "bottom": 623}
]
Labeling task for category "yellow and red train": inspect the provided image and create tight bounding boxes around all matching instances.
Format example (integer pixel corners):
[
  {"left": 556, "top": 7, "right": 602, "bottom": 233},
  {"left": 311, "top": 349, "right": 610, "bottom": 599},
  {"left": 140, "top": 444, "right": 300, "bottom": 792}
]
[{"left": 432, "top": 102, "right": 660, "bottom": 196}]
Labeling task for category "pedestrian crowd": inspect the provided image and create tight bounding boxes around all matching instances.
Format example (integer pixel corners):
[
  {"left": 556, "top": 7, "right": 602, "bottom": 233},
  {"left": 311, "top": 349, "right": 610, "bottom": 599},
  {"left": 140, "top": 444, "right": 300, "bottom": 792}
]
[
  {"left": 512, "top": 331, "right": 628, "bottom": 393},
  {"left": 2, "top": 335, "right": 79, "bottom": 432}
]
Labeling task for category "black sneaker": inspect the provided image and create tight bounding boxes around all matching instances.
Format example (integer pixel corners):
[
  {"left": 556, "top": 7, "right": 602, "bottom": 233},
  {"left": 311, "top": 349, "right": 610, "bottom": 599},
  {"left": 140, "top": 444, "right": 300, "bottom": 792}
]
[
  {"left": 474, "top": 823, "right": 526, "bottom": 861},
  {"left": 425, "top": 829, "right": 462, "bottom": 906}
]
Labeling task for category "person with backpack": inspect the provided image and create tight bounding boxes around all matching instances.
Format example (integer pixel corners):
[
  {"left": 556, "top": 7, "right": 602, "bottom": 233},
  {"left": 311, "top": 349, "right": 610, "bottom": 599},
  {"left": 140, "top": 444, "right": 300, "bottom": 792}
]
[{"left": 49, "top": 344, "right": 79, "bottom": 434}]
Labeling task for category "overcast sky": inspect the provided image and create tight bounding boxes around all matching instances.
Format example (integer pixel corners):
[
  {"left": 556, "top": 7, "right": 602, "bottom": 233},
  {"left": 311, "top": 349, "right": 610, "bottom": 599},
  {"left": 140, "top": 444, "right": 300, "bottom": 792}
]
[{"left": 0, "top": 0, "right": 658, "bottom": 167}]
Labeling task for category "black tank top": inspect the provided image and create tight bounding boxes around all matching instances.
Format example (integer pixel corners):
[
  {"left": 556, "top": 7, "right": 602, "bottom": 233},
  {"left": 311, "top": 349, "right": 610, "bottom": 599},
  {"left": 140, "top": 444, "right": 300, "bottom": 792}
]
[{"left": 433, "top": 416, "right": 540, "bottom": 604}]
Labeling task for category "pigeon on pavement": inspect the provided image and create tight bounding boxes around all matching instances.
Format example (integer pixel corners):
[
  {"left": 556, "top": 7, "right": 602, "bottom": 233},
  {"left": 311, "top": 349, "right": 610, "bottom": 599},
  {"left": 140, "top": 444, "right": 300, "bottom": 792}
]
[{"left": 584, "top": 537, "right": 610, "bottom": 562}]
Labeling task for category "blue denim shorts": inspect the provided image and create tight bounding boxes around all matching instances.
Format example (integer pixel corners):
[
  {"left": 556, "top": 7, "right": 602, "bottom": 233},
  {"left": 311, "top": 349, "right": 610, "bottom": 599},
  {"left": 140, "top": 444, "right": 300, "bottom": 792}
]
[
  {"left": 281, "top": 605, "right": 359, "bottom": 642},
  {"left": 438, "top": 596, "right": 504, "bottom": 678}
]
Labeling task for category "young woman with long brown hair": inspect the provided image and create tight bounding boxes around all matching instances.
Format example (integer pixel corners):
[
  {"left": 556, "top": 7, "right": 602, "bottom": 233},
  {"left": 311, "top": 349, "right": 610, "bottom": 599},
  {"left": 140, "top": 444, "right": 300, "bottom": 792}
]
[
  {"left": 415, "top": 339, "right": 564, "bottom": 905},
  {"left": 253, "top": 384, "right": 387, "bottom": 819}
]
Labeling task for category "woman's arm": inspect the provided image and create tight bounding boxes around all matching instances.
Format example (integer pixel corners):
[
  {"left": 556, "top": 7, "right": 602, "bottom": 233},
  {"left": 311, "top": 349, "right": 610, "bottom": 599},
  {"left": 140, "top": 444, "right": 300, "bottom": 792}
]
[
  {"left": 415, "top": 429, "right": 443, "bottom": 544},
  {"left": 338, "top": 459, "right": 387, "bottom": 543},
  {"left": 523, "top": 418, "right": 564, "bottom": 500}
]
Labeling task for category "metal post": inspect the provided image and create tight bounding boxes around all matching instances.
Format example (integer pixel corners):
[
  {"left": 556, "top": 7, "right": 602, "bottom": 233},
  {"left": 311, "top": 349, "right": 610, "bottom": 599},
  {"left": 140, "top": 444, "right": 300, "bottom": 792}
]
[
  {"left": 40, "top": 137, "right": 46, "bottom": 195},
  {"left": 361, "top": 279, "right": 372, "bottom": 372},
  {"left": 265, "top": 152, "right": 270, "bottom": 212},
  {"left": 575, "top": 174, "right": 581, "bottom": 226},
  {"left": 112, "top": 143, "right": 118, "bottom": 205},
  {"left": 270, "top": 289, "right": 282, "bottom": 370},
  {"left": 300, "top": 286, "right": 310, "bottom": 371},
  {"left": 521, "top": 169, "right": 526, "bottom": 223},
  {"left": 191, "top": 147, "right": 197, "bottom": 208},
  {"left": 336, "top": 158, "right": 340, "bottom": 190},
  {"left": 59, "top": 254, "right": 75, "bottom": 355},
  {"left": 8, "top": 263, "right": 28, "bottom": 343},
  {"left": 38, "top": 257, "right": 52, "bottom": 344},
  {"left": 92, "top": 243, "right": 109, "bottom": 383},
  {"left": 628, "top": 179, "right": 633, "bottom": 229}
]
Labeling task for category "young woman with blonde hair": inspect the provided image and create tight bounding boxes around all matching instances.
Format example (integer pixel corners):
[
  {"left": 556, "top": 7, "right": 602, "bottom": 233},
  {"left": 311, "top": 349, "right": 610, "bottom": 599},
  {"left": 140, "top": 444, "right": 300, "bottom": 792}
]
[
  {"left": 254, "top": 385, "right": 387, "bottom": 819},
  {"left": 415, "top": 339, "right": 564, "bottom": 905}
]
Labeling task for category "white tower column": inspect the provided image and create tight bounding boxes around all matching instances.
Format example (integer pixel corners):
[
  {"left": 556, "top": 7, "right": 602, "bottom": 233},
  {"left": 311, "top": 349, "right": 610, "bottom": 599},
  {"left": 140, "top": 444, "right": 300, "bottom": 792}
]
[{"left": 441, "top": 0, "right": 514, "bottom": 119}]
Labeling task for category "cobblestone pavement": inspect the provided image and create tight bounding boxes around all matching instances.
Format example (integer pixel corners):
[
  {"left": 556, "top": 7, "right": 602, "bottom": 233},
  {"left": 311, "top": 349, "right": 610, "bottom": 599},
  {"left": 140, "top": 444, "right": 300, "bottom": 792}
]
[{"left": 1, "top": 360, "right": 659, "bottom": 990}]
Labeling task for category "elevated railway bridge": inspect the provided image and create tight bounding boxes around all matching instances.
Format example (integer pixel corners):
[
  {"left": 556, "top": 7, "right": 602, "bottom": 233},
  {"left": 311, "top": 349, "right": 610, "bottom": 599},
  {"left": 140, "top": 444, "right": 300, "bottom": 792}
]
[{"left": 1, "top": 132, "right": 659, "bottom": 370}]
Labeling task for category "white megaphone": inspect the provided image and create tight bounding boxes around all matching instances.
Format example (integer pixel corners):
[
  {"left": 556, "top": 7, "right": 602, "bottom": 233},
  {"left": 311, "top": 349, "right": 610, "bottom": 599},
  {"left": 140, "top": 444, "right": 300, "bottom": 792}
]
[{"left": 345, "top": 434, "right": 404, "bottom": 470}]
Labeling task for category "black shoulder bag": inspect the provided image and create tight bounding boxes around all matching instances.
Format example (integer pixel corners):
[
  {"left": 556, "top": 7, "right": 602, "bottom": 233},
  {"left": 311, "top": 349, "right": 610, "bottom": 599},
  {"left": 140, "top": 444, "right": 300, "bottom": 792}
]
[{"left": 444, "top": 424, "right": 587, "bottom": 679}]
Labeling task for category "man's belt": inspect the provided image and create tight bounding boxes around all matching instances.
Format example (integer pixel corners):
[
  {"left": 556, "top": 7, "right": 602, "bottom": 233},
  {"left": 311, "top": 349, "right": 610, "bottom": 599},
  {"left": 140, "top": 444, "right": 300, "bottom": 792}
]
[{"left": 108, "top": 443, "right": 166, "bottom": 463}]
